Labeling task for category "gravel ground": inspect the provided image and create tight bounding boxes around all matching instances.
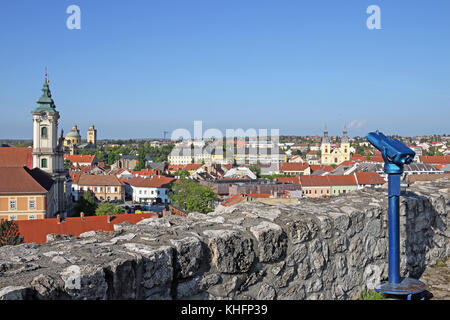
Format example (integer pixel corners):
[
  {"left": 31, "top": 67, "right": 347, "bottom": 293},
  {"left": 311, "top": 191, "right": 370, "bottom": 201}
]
[{"left": 419, "top": 257, "right": 450, "bottom": 300}]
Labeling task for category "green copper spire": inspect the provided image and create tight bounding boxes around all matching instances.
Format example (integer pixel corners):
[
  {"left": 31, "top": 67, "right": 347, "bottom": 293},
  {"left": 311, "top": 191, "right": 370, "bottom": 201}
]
[{"left": 32, "top": 73, "right": 57, "bottom": 114}]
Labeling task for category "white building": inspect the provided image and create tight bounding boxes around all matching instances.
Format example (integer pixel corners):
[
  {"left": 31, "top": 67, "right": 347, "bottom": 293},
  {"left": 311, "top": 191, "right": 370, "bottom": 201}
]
[{"left": 127, "top": 176, "right": 175, "bottom": 204}]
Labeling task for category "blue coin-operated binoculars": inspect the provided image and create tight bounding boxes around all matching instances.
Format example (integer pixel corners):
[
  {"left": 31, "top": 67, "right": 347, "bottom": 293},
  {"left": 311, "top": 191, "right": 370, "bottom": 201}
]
[{"left": 366, "top": 131, "right": 426, "bottom": 299}]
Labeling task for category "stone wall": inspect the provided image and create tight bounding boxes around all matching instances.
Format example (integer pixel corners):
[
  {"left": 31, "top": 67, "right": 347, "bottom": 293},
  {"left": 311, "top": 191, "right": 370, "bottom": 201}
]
[{"left": 0, "top": 178, "right": 448, "bottom": 300}]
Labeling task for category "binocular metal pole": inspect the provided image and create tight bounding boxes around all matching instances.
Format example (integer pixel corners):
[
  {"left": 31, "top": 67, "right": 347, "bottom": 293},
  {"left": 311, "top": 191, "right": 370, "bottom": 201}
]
[
  {"left": 388, "top": 173, "right": 401, "bottom": 284},
  {"left": 375, "top": 168, "right": 426, "bottom": 299}
]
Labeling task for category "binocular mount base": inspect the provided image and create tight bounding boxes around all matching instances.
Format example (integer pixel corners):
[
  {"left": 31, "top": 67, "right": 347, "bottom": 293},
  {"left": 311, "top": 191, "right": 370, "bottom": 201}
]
[{"left": 375, "top": 277, "right": 426, "bottom": 300}]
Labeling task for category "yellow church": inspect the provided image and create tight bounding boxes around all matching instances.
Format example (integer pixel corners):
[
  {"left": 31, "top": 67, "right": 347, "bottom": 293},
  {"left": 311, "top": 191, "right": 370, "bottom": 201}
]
[
  {"left": 320, "top": 126, "right": 350, "bottom": 165},
  {"left": 63, "top": 124, "right": 97, "bottom": 155}
]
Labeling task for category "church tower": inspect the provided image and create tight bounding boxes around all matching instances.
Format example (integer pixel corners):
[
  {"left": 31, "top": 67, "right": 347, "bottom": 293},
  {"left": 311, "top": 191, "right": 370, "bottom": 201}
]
[
  {"left": 341, "top": 125, "right": 350, "bottom": 161},
  {"left": 321, "top": 125, "right": 331, "bottom": 164},
  {"left": 87, "top": 125, "right": 97, "bottom": 146},
  {"left": 31, "top": 74, "right": 66, "bottom": 217}
]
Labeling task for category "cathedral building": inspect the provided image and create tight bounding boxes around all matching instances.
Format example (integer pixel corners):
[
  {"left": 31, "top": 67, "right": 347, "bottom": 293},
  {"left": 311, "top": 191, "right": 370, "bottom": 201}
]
[
  {"left": 31, "top": 75, "right": 66, "bottom": 217},
  {"left": 63, "top": 124, "right": 97, "bottom": 155},
  {"left": 87, "top": 125, "right": 97, "bottom": 147},
  {"left": 63, "top": 125, "right": 82, "bottom": 155},
  {"left": 320, "top": 126, "right": 350, "bottom": 165}
]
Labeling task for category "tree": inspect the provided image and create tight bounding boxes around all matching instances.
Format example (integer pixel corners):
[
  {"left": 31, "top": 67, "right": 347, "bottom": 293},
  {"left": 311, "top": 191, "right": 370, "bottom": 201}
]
[
  {"left": 64, "top": 159, "right": 72, "bottom": 170},
  {"left": 0, "top": 220, "right": 21, "bottom": 246},
  {"left": 74, "top": 191, "right": 97, "bottom": 216},
  {"left": 95, "top": 203, "right": 125, "bottom": 216},
  {"left": 249, "top": 164, "right": 261, "bottom": 178},
  {"left": 169, "top": 180, "right": 217, "bottom": 214},
  {"left": 177, "top": 169, "right": 190, "bottom": 179}
]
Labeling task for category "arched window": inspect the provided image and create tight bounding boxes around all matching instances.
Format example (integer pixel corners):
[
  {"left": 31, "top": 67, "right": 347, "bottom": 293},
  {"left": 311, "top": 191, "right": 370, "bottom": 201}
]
[
  {"left": 41, "top": 127, "right": 48, "bottom": 138},
  {"left": 41, "top": 158, "right": 47, "bottom": 168}
]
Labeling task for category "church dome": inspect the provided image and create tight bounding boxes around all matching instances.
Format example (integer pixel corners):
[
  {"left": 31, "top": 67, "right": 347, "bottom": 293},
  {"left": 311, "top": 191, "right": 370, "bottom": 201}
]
[
  {"left": 66, "top": 131, "right": 81, "bottom": 138},
  {"left": 65, "top": 125, "right": 81, "bottom": 139}
]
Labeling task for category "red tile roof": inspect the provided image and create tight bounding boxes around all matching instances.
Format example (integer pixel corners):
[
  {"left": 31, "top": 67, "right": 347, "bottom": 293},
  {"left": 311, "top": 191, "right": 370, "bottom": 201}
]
[
  {"left": 16, "top": 212, "right": 158, "bottom": 244},
  {"left": 0, "top": 167, "right": 52, "bottom": 194},
  {"left": 299, "top": 175, "right": 357, "bottom": 187},
  {"left": 420, "top": 156, "right": 450, "bottom": 164},
  {"left": 167, "top": 165, "right": 185, "bottom": 172},
  {"left": 184, "top": 163, "right": 202, "bottom": 171},
  {"left": 299, "top": 175, "right": 331, "bottom": 187},
  {"left": 350, "top": 154, "right": 366, "bottom": 162},
  {"left": 76, "top": 174, "right": 123, "bottom": 186},
  {"left": 326, "top": 175, "right": 358, "bottom": 186},
  {"left": 132, "top": 168, "right": 158, "bottom": 176},
  {"left": 354, "top": 172, "right": 386, "bottom": 185},
  {"left": 245, "top": 193, "right": 271, "bottom": 198},
  {"left": 368, "top": 155, "right": 384, "bottom": 162},
  {"left": 127, "top": 176, "right": 175, "bottom": 188},
  {"left": 64, "top": 154, "right": 96, "bottom": 164},
  {"left": 279, "top": 162, "right": 309, "bottom": 172},
  {"left": 0, "top": 147, "right": 32, "bottom": 168},
  {"left": 339, "top": 160, "right": 357, "bottom": 166},
  {"left": 309, "top": 165, "right": 334, "bottom": 172},
  {"left": 275, "top": 177, "right": 301, "bottom": 185}
]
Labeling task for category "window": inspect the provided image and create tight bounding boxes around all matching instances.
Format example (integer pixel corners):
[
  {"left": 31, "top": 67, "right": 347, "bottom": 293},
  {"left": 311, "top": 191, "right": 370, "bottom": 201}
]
[
  {"left": 9, "top": 200, "right": 17, "bottom": 210},
  {"left": 41, "top": 127, "right": 48, "bottom": 138},
  {"left": 10, "top": 215, "right": 17, "bottom": 221},
  {"left": 41, "top": 158, "right": 47, "bottom": 168},
  {"left": 114, "top": 187, "right": 118, "bottom": 192},
  {"left": 29, "top": 215, "right": 36, "bottom": 220},
  {"left": 29, "top": 200, "right": 36, "bottom": 210}
]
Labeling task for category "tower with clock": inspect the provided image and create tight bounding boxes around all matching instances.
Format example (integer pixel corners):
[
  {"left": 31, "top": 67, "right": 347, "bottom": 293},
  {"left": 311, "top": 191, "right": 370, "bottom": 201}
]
[{"left": 31, "top": 73, "right": 66, "bottom": 217}]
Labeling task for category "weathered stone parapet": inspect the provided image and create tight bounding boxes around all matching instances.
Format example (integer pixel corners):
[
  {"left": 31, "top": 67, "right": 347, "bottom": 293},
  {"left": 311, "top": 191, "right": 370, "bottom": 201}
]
[{"left": 0, "top": 178, "right": 448, "bottom": 300}]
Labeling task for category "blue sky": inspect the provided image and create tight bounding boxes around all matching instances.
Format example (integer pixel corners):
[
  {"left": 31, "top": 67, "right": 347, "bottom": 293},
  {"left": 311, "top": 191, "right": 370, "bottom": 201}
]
[{"left": 0, "top": 0, "right": 449, "bottom": 139}]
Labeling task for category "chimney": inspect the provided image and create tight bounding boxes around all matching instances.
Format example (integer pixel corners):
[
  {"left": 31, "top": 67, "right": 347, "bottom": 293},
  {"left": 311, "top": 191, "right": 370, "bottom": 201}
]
[
  {"left": 56, "top": 214, "right": 61, "bottom": 224},
  {"left": 162, "top": 209, "right": 166, "bottom": 217},
  {"left": 107, "top": 215, "right": 111, "bottom": 223}
]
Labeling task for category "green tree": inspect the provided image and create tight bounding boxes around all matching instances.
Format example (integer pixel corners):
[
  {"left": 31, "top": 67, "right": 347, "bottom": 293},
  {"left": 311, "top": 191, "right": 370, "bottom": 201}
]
[
  {"left": 249, "top": 164, "right": 261, "bottom": 178},
  {"left": 74, "top": 191, "right": 97, "bottom": 216},
  {"left": 95, "top": 203, "right": 125, "bottom": 216},
  {"left": 0, "top": 220, "right": 21, "bottom": 246},
  {"left": 177, "top": 169, "right": 190, "bottom": 179},
  {"left": 64, "top": 159, "right": 72, "bottom": 170},
  {"left": 169, "top": 180, "right": 217, "bottom": 214}
]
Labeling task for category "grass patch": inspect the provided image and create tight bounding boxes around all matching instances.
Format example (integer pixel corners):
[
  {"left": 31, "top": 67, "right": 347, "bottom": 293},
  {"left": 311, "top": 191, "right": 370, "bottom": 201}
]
[
  {"left": 435, "top": 260, "right": 447, "bottom": 268},
  {"left": 359, "top": 290, "right": 386, "bottom": 300}
]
